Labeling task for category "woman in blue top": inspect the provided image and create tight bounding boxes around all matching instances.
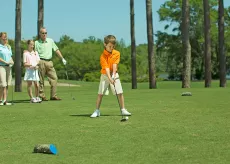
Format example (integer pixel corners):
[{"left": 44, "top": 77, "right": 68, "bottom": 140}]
[{"left": 0, "top": 32, "right": 14, "bottom": 105}]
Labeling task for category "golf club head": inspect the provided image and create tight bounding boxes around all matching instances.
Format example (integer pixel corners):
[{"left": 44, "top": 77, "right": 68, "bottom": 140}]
[
  {"left": 120, "top": 118, "right": 128, "bottom": 122},
  {"left": 10, "top": 101, "right": 14, "bottom": 105}
]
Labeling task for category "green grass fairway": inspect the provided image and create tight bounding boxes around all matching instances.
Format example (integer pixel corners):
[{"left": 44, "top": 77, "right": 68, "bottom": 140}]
[{"left": 0, "top": 81, "right": 230, "bottom": 164}]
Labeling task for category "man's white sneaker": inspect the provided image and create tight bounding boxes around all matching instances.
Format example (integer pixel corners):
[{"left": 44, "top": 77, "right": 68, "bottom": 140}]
[
  {"left": 121, "top": 109, "right": 131, "bottom": 116},
  {"left": 0, "top": 102, "right": 3, "bottom": 106},
  {"left": 90, "top": 109, "right": 100, "bottom": 118},
  {"left": 36, "top": 97, "right": 42, "bottom": 103},
  {"left": 31, "top": 98, "right": 38, "bottom": 103}
]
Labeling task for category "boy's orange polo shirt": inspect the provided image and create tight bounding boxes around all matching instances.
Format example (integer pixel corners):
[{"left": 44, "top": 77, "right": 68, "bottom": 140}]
[{"left": 100, "top": 49, "right": 120, "bottom": 74}]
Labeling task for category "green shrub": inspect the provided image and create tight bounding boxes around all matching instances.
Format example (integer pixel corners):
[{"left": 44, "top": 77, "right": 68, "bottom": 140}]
[{"left": 83, "top": 72, "right": 100, "bottom": 82}]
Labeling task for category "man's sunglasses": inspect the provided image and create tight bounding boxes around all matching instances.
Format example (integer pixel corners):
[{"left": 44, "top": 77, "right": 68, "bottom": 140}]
[{"left": 41, "top": 32, "right": 47, "bottom": 35}]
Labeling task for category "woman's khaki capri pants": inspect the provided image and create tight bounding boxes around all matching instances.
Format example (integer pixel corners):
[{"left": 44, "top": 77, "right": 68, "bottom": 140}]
[
  {"left": 0, "top": 66, "right": 12, "bottom": 87},
  {"left": 98, "top": 73, "right": 123, "bottom": 95}
]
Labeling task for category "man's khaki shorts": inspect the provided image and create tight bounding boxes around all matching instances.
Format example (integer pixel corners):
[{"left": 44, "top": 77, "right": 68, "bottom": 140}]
[
  {"left": 98, "top": 73, "right": 123, "bottom": 95},
  {"left": 0, "top": 66, "right": 12, "bottom": 87}
]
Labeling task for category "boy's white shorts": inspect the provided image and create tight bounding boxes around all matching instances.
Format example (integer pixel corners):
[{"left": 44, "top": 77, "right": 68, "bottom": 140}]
[{"left": 98, "top": 73, "right": 123, "bottom": 95}]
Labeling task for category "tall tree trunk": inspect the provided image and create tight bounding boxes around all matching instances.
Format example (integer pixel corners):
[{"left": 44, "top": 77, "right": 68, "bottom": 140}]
[
  {"left": 146, "top": 0, "right": 156, "bottom": 89},
  {"left": 181, "top": 0, "right": 191, "bottom": 88},
  {"left": 15, "top": 0, "right": 22, "bottom": 92},
  {"left": 203, "top": 0, "right": 212, "bottom": 87},
  {"left": 38, "top": 0, "right": 44, "bottom": 39},
  {"left": 218, "top": 0, "right": 226, "bottom": 87},
  {"left": 130, "top": 0, "right": 137, "bottom": 89}
]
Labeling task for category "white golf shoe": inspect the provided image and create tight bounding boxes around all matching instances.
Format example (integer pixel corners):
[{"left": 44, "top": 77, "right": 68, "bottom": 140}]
[
  {"left": 0, "top": 101, "right": 3, "bottom": 106},
  {"left": 90, "top": 109, "right": 100, "bottom": 118},
  {"left": 3, "top": 101, "right": 12, "bottom": 105},
  {"left": 36, "top": 97, "right": 42, "bottom": 103},
  {"left": 121, "top": 109, "right": 131, "bottom": 116},
  {"left": 31, "top": 98, "right": 38, "bottom": 103}
]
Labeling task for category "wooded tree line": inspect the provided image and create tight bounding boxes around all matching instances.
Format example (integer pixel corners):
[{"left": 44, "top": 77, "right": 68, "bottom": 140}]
[
  {"left": 156, "top": 0, "right": 229, "bottom": 88},
  {"left": 13, "top": 0, "right": 229, "bottom": 91},
  {"left": 9, "top": 36, "right": 151, "bottom": 82}
]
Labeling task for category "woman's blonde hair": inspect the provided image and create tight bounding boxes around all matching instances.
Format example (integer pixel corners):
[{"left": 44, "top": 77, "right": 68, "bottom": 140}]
[
  {"left": 0, "top": 32, "right": 7, "bottom": 37},
  {"left": 0, "top": 32, "right": 10, "bottom": 49}
]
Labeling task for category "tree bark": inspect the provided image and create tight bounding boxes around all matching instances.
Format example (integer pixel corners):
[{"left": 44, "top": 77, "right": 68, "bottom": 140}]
[
  {"left": 181, "top": 0, "right": 191, "bottom": 88},
  {"left": 38, "top": 0, "right": 44, "bottom": 39},
  {"left": 15, "top": 0, "right": 22, "bottom": 92},
  {"left": 130, "top": 0, "right": 137, "bottom": 89},
  {"left": 203, "top": 0, "right": 212, "bottom": 87},
  {"left": 146, "top": 0, "right": 156, "bottom": 89},
  {"left": 218, "top": 0, "right": 226, "bottom": 87}
]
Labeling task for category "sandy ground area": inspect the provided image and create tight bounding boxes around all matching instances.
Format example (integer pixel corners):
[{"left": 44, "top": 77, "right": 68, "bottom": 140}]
[
  {"left": 44, "top": 81, "right": 80, "bottom": 87},
  {"left": 13, "top": 80, "right": 80, "bottom": 87}
]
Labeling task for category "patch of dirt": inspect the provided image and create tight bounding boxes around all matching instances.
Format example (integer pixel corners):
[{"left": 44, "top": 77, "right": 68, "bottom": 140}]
[
  {"left": 56, "top": 82, "right": 80, "bottom": 87},
  {"left": 44, "top": 81, "right": 80, "bottom": 87},
  {"left": 17, "top": 80, "right": 80, "bottom": 87}
]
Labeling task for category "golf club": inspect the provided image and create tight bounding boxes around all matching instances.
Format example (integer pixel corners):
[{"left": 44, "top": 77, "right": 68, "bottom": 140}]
[
  {"left": 35, "top": 69, "right": 41, "bottom": 103},
  {"left": 11, "top": 73, "right": 14, "bottom": 105},
  {"left": 65, "top": 66, "right": 75, "bottom": 100},
  {"left": 113, "top": 82, "right": 128, "bottom": 122}
]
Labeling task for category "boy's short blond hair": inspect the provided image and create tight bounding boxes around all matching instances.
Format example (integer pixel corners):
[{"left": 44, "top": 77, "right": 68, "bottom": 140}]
[{"left": 104, "top": 35, "right": 116, "bottom": 45}]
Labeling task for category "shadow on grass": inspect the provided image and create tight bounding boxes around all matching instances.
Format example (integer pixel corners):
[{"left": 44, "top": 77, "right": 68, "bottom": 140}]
[
  {"left": 69, "top": 114, "right": 120, "bottom": 117},
  {"left": 11, "top": 99, "right": 30, "bottom": 103}
]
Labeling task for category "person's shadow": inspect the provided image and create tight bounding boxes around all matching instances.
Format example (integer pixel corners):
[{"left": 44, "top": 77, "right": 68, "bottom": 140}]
[
  {"left": 11, "top": 99, "right": 31, "bottom": 104},
  {"left": 69, "top": 114, "right": 119, "bottom": 117},
  {"left": 11, "top": 99, "right": 43, "bottom": 104}
]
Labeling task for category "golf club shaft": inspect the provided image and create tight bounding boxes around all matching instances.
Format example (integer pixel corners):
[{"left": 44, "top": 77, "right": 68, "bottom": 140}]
[
  {"left": 65, "top": 66, "right": 75, "bottom": 100},
  {"left": 11, "top": 71, "right": 14, "bottom": 104},
  {"left": 113, "top": 83, "right": 123, "bottom": 118},
  {"left": 65, "top": 70, "right": 69, "bottom": 81},
  {"left": 35, "top": 69, "right": 39, "bottom": 96}
]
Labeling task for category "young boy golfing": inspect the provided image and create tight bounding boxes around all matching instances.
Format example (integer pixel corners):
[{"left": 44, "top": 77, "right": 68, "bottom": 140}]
[{"left": 90, "top": 35, "right": 131, "bottom": 118}]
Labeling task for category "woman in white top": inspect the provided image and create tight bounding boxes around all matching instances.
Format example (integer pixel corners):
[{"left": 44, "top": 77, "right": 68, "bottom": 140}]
[{"left": 23, "top": 40, "right": 41, "bottom": 103}]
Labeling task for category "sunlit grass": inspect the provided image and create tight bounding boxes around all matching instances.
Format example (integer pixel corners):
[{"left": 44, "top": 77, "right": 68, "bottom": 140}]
[{"left": 0, "top": 80, "right": 230, "bottom": 164}]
